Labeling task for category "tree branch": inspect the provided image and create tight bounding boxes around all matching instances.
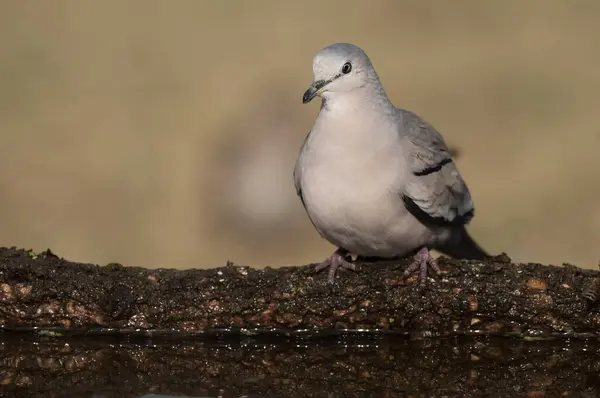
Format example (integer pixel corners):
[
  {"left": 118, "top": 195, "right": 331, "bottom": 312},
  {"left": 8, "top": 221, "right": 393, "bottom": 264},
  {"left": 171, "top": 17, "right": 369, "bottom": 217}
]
[{"left": 1, "top": 247, "right": 599, "bottom": 338}]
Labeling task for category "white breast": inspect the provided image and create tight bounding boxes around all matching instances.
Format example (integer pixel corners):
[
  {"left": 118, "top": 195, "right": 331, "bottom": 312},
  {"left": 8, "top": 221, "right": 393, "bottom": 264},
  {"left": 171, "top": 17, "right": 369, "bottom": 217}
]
[{"left": 297, "top": 111, "right": 426, "bottom": 256}]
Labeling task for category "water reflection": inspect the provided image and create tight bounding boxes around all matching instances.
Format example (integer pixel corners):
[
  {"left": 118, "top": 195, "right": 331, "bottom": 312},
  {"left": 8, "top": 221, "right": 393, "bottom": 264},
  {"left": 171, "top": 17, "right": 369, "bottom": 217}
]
[
  {"left": 1, "top": 334, "right": 600, "bottom": 397},
  {"left": 140, "top": 395, "right": 210, "bottom": 398}
]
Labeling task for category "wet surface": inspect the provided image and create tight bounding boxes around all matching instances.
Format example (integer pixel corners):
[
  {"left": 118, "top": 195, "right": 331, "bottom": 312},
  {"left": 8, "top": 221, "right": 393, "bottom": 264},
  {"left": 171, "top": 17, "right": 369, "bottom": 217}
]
[
  {"left": 2, "top": 334, "right": 600, "bottom": 397},
  {"left": 2, "top": 246, "right": 600, "bottom": 340}
]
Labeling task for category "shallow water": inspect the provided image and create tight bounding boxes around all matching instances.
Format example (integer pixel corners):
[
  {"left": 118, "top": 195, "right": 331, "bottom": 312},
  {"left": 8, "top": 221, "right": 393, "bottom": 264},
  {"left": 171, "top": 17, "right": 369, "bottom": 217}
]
[{"left": 2, "top": 334, "right": 600, "bottom": 397}]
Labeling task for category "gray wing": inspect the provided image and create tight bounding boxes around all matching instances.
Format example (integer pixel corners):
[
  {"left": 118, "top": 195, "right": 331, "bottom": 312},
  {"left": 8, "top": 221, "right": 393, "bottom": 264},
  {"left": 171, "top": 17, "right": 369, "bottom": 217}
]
[{"left": 399, "top": 111, "right": 474, "bottom": 226}]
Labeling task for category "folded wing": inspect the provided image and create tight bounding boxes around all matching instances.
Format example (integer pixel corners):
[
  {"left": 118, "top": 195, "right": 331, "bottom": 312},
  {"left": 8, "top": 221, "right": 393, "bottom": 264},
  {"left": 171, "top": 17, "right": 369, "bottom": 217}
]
[{"left": 399, "top": 111, "right": 475, "bottom": 227}]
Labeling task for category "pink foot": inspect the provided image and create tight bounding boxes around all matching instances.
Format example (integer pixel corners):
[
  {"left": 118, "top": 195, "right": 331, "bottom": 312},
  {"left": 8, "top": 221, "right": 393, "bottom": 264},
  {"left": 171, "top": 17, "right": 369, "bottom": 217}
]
[
  {"left": 403, "top": 247, "right": 441, "bottom": 287},
  {"left": 315, "top": 248, "right": 356, "bottom": 283}
]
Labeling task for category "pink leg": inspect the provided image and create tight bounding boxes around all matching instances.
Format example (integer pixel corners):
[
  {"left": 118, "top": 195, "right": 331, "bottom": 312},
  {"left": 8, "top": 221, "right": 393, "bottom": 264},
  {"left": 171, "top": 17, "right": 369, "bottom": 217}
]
[
  {"left": 403, "top": 247, "right": 441, "bottom": 287},
  {"left": 315, "top": 248, "right": 356, "bottom": 283}
]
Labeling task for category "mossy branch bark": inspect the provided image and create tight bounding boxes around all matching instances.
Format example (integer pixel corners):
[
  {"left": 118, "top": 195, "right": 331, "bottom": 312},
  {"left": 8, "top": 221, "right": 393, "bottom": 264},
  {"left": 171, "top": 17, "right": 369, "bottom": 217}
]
[{"left": 1, "top": 247, "right": 599, "bottom": 338}]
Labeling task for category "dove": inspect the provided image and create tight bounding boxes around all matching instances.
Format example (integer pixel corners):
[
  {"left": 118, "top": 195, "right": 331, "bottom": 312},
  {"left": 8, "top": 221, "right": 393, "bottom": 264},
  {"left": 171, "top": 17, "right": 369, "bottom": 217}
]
[{"left": 294, "top": 43, "right": 488, "bottom": 286}]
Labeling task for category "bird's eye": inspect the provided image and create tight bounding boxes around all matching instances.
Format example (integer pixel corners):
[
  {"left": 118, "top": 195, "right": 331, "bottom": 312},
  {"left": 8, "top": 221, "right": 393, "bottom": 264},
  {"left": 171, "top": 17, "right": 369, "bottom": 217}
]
[{"left": 341, "top": 62, "right": 352, "bottom": 74}]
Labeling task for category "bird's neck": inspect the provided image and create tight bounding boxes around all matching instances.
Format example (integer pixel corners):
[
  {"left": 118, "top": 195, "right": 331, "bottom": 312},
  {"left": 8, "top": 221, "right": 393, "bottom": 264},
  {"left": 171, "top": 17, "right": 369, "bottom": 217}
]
[{"left": 321, "top": 84, "right": 394, "bottom": 117}]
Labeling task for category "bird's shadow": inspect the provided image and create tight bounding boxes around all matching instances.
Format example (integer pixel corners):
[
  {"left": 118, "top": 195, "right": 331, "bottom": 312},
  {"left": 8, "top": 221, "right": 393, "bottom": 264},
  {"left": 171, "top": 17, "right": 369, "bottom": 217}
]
[{"left": 354, "top": 247, "right": 422, "bottom": 266}]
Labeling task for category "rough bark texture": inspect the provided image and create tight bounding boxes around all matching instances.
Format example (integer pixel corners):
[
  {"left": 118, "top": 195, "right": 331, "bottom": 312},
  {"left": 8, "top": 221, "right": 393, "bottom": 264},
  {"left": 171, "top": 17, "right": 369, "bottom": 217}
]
[{"left": 1, "top": 246, "right": 600, "bottom": 339}]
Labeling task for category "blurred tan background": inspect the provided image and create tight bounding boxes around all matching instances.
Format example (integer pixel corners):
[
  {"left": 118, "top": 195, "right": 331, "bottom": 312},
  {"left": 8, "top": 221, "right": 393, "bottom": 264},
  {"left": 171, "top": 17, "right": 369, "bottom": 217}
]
[{"left": 0, "top": 0, "right": 599, "bottom": 270}]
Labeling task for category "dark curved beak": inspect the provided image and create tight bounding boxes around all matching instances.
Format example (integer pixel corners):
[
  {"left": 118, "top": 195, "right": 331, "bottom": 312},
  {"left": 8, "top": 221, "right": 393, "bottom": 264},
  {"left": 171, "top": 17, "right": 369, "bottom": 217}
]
[{"left": 302, "top": 80, "right": 328, "bottom": 104}]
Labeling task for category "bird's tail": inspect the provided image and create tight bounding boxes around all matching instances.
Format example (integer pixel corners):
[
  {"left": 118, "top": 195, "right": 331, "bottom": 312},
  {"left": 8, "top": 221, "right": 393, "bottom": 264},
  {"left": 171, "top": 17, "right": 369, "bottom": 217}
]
[{"left": 438, "top": 227, "right": 488, "bottom": 260}]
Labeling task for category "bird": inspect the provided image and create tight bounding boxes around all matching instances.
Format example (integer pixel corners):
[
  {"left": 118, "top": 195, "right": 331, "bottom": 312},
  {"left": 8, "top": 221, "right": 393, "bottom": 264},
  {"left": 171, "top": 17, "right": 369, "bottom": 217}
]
[{"left": 293, "top": 43, "right": 488, "bottom": 287}]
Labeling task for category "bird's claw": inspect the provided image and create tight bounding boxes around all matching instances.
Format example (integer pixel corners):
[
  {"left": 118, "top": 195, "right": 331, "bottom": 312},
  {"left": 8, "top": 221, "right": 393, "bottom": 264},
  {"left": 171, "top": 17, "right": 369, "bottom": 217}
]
[
  {"left": 403, "top": 247, "right": 440, "bottom": 287},
  {"left": 315, "top": 249, "right": 355, "bottom": 283}
]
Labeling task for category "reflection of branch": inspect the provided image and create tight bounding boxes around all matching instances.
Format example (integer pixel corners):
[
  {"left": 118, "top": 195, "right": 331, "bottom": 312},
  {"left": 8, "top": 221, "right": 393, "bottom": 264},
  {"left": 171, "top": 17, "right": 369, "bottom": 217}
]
[
  {"left": 2, "top": 335, "right": 600, "bottom": 397},
  {"left": 0, "top": 247, "right": 599, "bottom": 339}
]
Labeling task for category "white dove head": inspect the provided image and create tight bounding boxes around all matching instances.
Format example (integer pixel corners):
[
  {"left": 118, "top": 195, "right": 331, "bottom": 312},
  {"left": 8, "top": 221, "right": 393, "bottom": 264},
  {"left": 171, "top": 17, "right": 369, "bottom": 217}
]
[{"left": 302, "top": 43, "right": 383, "bottom": 104}]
